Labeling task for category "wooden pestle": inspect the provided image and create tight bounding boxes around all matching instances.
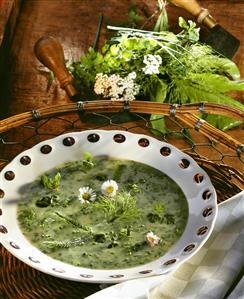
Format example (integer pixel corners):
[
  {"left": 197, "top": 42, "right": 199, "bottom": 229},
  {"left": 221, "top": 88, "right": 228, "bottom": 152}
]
[
  {"left": 169, "top": 0, "right": 217, "bottom": 29},
  {"left": 34, "top": 36, "right": 78, "bottom": 99}
]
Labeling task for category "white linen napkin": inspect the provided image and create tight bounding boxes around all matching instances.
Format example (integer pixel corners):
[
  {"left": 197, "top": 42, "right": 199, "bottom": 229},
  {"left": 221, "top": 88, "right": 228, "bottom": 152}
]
[{"left": 85, "top": 191, "right": 244, "bottom": 299}]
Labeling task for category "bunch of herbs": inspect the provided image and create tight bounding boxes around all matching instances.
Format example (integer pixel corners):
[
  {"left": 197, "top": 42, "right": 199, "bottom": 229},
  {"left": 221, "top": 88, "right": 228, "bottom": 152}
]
[{"left": 70, "top": 6, "right": 244, "bottom": 132}]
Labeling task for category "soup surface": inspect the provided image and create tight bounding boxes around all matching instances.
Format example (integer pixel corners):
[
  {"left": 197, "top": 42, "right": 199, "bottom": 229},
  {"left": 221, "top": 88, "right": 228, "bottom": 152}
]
[{"left": 18, "top": 156, "right": 188, "bottom": 269}]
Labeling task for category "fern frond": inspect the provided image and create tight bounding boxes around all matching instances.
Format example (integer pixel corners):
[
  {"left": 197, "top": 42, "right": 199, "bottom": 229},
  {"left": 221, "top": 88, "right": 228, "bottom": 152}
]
[
  {"left": 171, "top": 78, "right": 244, "bottom": 111},
  {"left": 188, "top": 73, "right": 244, "bottom": 93}
]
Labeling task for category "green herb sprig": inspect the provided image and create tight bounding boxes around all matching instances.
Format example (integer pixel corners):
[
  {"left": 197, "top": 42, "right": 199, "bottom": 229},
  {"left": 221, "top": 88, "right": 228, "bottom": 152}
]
[
  {"left": 41, "top": 172, "right": 61, "bottom": 191},
  {"left": 94, "top": 191, "right": 141, "bottom": 223},
  {"left": 55, "top": 212, "right": 92, "bottom": 232},
  {"left": 43, "top": 237, "right": 88, "bottom": 249},
  {"left": 82, "top": 152, "right": 95, "bottom": 170}
]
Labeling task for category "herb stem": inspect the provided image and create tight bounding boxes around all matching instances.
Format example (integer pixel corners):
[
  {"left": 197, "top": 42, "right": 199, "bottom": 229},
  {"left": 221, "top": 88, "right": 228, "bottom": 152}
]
[
  {"left": 55, "top": 212, "right": 91, "bottom": 231},
  {"left": 93, "top": 14, "right": 104, "bottom": 51}
]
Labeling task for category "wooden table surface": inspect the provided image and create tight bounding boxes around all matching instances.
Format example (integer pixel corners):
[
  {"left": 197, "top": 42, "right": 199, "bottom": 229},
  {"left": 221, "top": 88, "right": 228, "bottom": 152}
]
[{"left": 0, "top": 0, "right": 243, "bottom": 118}]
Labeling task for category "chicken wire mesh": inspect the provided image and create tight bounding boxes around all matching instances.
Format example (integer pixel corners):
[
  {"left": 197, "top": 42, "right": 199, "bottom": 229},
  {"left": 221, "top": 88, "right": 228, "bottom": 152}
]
[{"left": 0, "top": 108, "right": 243, "bottom": 202}]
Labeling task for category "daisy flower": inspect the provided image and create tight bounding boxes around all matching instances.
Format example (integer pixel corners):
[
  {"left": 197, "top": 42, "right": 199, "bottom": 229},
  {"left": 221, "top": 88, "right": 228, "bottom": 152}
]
[
  {"left": 79, "top": 187, "right": 96, "bottom": 203},
  {"left": 101, "top": 180, "right": 118, "bottom": 197},
  {"left": 146, "top": 231, "right": 160, "bottom": 247}
]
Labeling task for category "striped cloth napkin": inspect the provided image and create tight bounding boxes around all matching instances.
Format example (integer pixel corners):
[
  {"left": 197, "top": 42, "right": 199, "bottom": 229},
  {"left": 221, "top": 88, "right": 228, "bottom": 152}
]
[{"left": 85, "top": 191, "right": 244, "bottom": 299}]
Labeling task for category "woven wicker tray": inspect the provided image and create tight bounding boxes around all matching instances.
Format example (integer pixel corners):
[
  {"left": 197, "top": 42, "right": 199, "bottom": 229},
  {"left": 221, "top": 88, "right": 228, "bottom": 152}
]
[{"left": 0, "top": 100, "right": 243, "bottom": 299}]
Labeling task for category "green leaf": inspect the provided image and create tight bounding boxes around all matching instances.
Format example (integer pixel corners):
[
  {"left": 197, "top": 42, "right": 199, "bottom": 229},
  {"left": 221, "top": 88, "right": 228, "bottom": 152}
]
[
  {"left": 82, "top": 152, "right": 94, "bottom": 169},
  {"left": 204, "top": 114, "right": 243, "bottom": 131},
  {"left": 173, "top": 78, "right": 244, "bottom": 111},
  {"left": 128, "top": 5, "right": 144, "bottom": 24},
  {"left": 149, "top": 80, "right": 168, "bottom": 103},
  {"left": 217, "top": 58, "right": 241, "bottom": 81},
  {"left": 178, "top": 17, "right": 188, "bottom": 29},
  {"left": 189, "top": 73, "right": 244, "bottom": 93},
  {"left": 178, "top": 17, "right": 200, "bottom": 42},
  {"left": 150, "top": 114, "right": 167, "bottom": 135},
  {"left": 83, "top": 152, "right": 93, "bottom": 161},
  {"left": 41, "top": 172, "right": 61, "bottom": 191}
]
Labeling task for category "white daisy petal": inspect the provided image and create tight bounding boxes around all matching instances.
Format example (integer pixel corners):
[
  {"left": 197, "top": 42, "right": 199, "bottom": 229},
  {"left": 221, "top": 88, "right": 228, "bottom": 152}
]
[
  {"left": 101, "top": 180, "right": 118, "bottom": 197},
  {"left": 79, "top": 187, "right": 96, "bottom": 204}
]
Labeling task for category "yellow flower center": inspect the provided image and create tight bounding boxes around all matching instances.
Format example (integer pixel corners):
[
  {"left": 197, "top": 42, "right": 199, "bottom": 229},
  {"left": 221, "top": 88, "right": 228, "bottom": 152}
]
[
  {"left": 106, "top": 186, "right": 114, "bottom": 194},
  {"left": 82, "top": 192, "right": 91, "bottom": 201}
]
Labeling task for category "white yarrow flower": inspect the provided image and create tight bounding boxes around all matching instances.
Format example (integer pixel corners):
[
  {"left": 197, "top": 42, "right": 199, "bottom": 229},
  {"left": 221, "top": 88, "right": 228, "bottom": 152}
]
[
  {"left": 79, "top": 187, "right": 96, "bottom": 203},
  {"left": 142, "top": 54, "right": 162, "bottom": 75},
  {"left": 94, "top": 72, "right": 140, "bottom": 101},
  {"left": 101, "top": 180, "right": 118, "bottom": 197},
  {"left": 146, "top": 231, "right": 160, "bottom": 247},
  {"left": 128, "top": 71, "right": 137, "bottom": 80}
]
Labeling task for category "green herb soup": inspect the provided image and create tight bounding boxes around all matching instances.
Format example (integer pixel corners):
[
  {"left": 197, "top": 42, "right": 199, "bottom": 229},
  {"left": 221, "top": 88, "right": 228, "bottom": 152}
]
[{"left": 17, "top": 156, "right": 188, "bottom": 269}]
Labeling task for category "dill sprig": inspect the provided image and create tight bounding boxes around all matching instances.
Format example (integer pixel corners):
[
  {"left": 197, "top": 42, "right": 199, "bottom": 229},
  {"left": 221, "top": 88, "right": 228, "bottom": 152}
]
[
  {"left": 55, "top": 212, "right": 92, "bottom": 232},
  {"left": 94, "top": 191, "right": 141, "bottom": 223},
  {"left": 43, "top": 237, "right": 89, "bottom": 249}
]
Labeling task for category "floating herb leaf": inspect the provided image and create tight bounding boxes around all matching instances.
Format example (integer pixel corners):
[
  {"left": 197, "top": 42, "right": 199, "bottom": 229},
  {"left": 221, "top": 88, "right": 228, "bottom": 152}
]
[
  {"left": 147, "top": 203, "right": 165, "bottom": 223},
  {"left": 41, "top": 172, "right": 61, "bottom": 191},
  {"left": 154, "top": 203, "right": 165, "bottom": 215},
  {"left": 164, "top": 214, "right": 175, "bottom": 224},
  {"left": 17, "top": 208, "right": 36, "bottom": 231},
  {"left": 82, "top": 152, "right": 95, "bottom": 169},
  {"left": 127, "top": 183, "right": 141, "bottom": 193}
]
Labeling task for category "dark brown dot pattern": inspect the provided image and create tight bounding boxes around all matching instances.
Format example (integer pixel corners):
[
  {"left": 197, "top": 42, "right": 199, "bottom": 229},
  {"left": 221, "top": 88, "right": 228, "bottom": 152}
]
[
  {"left": 4, "top": 171, "right": 15, "bottom": 181},
  {"left": 202, "top": 190, "right": 212, "bottom": 200},
  {"left": 179, "top": 159, "right": 190, "bottom": 169},
  {"left": 164, "top": 259, "right": 177, "bottom": 266},
  {"left": 0, "top": 189, "right": 4, "bottom": 198},
  {"left": 113, "top": 134, "right": 126, "bottom": 143},
  {"left": 184, "top": 244, "right": 195, "bottom": 252},
  {"left": 20, "top": 155, "right": 31, "bottom": 165},
  {"left": 203, "top": 207, "right": 213, "bottom": 217},
  {"left": 0, "top": 225, "right": 8, "bottom": 234},
  {"left": 194, "top": 173, "right": 204, "bottom": 183},
  {"left": 63, "top": 137, "right": 75, "bottom": 146},
  {"left": 87, "top": 133, "right": 100, "bottom": 143},
  {"left": 40, "top": 145, "right": 52, "bottom": 154},
  {"left": 110, "top": 274, "right": 124, "bottom": 278},
  {"left": 52, "top": 268, "right": 65, "bottom": 273},
  {"left": 29, "top": 257, "right": 40, "bottom": 263},
  {"left": 0, "top": 209, "right": 2, "bottom": 215},
  {"left": 80, "top": 274, "right": 94, "bottom": 278},
  {"left": 160, "top": 147, "right": 171, "bottom": 156},
  {"left": 139, "top": 270, "right": 152, "bottom": 274},
  {"left": 10, "top": 241, "right": 20, "bottom": 249},
  {"left": 138, "top": 138, "right": 150, "bottom": 147},
  {"left": 197, "top": 226, "right": 208, "bottom": 236}
]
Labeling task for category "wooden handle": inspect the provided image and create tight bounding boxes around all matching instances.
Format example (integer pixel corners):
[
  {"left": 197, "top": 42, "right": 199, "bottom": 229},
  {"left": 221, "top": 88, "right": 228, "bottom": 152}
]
[
  {"left": 169, "top": 0, "right": 217, "bottom": 28},
  {"left": 34, "top": 36, "right": 78, "bottom": 98},
  {"left": 169, "top": 0, "right": 202, "bottom": 16}
]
